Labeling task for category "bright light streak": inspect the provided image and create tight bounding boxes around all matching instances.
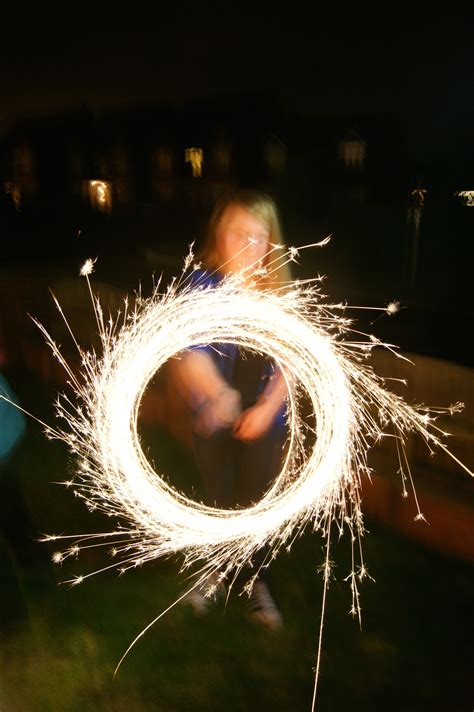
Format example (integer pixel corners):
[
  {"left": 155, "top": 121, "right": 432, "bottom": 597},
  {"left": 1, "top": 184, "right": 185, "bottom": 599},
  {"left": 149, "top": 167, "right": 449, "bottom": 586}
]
[{"left": 31, "top": 241, "right": 472, "bottom": 708}]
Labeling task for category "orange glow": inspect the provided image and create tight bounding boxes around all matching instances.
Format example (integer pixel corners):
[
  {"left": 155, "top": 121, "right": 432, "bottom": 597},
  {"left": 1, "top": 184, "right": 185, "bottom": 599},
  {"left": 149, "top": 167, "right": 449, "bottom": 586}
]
[
  {"left": 3, "top": 180, "right": 21, "bottom": 210},
  {"left": 87, "top": 180, "right": 112, "bottom": 213},
  {"left": 185, "top": 147, "right": 204, "bottom": 177}
]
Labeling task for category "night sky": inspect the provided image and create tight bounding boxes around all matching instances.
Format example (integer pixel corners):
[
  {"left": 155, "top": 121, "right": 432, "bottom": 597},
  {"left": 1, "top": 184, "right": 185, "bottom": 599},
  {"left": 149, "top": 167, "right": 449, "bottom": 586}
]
[{"left": 1, "top": 7, "right": 473, "bottom": 139}]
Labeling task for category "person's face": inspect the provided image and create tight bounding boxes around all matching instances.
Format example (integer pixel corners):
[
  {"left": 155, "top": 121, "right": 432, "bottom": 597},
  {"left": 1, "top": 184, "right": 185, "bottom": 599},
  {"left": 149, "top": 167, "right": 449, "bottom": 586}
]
[{"left": 215, "top": 204, "right": 271, "bottom": 275}]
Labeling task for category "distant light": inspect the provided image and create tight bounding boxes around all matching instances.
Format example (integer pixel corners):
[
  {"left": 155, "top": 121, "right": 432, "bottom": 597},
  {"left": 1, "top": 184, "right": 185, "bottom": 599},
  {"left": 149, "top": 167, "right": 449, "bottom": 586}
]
[
  {"left": 185, "top": 147, "right": 204, "bottom": 178},
  {"left": 407, "top": 188, "right": 428, "bottom": 227},
  {"left": 3, "top": 180, "right": 21, "bottom": 210},
  {"left": 338, "top": 135, "right": 366, "bottom": 169},
  {"left": 455, "top": 190, "right": 474, "bottom": 207},
  {"left": 411, "top": 188, "right": 428, "bottom": 203},
  {"left": 87, "top": 180, "right": 112, "bottom": 213}
]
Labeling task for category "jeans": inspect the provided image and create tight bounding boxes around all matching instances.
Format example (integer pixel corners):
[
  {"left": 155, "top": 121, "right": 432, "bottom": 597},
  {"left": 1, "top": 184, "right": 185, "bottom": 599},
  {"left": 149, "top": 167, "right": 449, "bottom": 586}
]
[
  {"left": 192, "top": 421, "right": 287, "bottom": 579},
  {"left": 193, "top": 422, "right": 286, "bottom": 510}
]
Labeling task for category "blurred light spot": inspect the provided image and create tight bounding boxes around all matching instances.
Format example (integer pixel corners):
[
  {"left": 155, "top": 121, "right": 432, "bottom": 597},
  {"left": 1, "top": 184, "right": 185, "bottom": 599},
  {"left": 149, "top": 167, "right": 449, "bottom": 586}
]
[
  {"left": 185, "top": 147, "right": 204, "bottom": 177},
  {"left": 87, "top": 180, "right": 112, "bottom": 213},
  {"left": 338, "top": 131, "right": 366, "bottom": 169},
  {"left": 455, "top": 190, "right": 474, "bottom": 207},
  {"left": 3, "top": 180, "right": 21, "bottom": 210}
]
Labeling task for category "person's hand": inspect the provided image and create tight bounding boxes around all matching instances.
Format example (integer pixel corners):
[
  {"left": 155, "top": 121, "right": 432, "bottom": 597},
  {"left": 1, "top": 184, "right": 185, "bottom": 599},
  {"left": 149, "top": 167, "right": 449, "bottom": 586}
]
[
  {"left": 232, "top": 402, "right": 275, "bottom": 441},
  {"left": 194, "top": 387, "right": 241, "bottom": 437}
]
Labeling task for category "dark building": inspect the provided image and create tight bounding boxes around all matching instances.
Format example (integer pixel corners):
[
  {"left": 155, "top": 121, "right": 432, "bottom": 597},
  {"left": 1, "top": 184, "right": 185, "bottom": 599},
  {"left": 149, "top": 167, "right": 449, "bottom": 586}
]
[{"left": 1, "top": 97, "right": 472, "bottom": 320}]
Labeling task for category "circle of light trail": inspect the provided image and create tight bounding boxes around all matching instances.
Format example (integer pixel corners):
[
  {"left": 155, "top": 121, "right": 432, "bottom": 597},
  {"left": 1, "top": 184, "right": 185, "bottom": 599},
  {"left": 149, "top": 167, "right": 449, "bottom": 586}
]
[
  {"left": 39, "top": 248, "right": 469, "bottom": 594},
  {"left": 64, "top": 277, "right": 352, "bottom": 575}
]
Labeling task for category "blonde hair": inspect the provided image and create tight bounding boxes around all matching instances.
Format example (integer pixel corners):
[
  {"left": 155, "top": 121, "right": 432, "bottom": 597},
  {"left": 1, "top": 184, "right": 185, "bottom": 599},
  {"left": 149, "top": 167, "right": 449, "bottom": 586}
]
[{"left": 199, "top": 188, "right": 292, "bottom": 287}]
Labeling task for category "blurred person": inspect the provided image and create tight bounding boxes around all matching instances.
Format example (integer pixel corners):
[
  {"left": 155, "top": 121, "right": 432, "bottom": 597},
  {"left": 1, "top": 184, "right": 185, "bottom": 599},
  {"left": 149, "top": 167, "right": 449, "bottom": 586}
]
[
  {"left": 0, "top": 342, "right": 29, "bottom": 557},
  {"left": 0, "top": 369, "right": 26, "bottom": 463},
  {"left": 170, "top": 189, "right": 292, "bottom": 630},
  {"left": 0, "top": 341, "right": 31, "bottom": 629},
  {"left": 0, "top": 327, "right": 26, "bottom": 471}
]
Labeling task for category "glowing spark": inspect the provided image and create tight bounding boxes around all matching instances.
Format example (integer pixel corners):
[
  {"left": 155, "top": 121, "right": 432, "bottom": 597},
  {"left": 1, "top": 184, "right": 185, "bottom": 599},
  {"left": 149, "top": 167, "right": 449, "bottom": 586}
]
[
  {"left": 386, "top": 301, "right": 400, "bottom": 315},
  {"left": 80, "top": 258, "right": 96, "bottom": 277},
  {"left": 33, "top": 242, "right": 472, "bottom": 709}
]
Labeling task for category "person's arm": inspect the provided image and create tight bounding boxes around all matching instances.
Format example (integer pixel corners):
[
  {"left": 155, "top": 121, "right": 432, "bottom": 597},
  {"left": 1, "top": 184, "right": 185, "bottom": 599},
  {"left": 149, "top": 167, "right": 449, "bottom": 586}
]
[
  {"left": 232, "top": 368, "right": 288, "bottom": 441},
  {"left": 170, "top": 349, "right": 241, "bottom": 436}
]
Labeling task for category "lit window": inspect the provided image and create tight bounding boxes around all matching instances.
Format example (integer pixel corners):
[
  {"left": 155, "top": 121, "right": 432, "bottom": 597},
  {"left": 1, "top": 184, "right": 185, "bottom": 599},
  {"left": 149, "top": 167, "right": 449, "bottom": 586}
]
[
  {"left": 338, "top": 133, "right": 366, "bottom": 169},
  {"left": 88, "top": 180, "right": 112, "bottom": 213},
  {"left": 455, "top": 190, "right": 474, "bottom": 207},
  {"left": 185, "top": 147, "right": 204, "bottom": 178},
  {"left": 3, "top": 180, "right": 21, "bottom": 210}
]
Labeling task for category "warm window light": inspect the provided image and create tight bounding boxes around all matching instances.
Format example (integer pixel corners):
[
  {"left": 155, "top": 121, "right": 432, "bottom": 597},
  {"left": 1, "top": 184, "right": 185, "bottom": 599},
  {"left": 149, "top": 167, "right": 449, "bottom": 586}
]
[
  {"left": 3, "top": 180, "right": 21, "bottom": 210},
  {"left": 338, "top": 137, "right": 366, "bottom": 169},
  {"left": 455, "top": 190, "right": 474, "bottom": 207},
  {"left": 185, "top": 147, "right": 204, "bottom": 177},
  {"left": 88, "top": 180, "right": 112, "bottom": 213}
]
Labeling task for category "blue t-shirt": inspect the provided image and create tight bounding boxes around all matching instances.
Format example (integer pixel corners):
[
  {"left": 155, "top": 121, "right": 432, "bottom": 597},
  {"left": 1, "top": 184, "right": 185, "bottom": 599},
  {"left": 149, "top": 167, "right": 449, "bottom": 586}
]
[{"left": 188, "top": 269, "right": 287, "bottom": 428}]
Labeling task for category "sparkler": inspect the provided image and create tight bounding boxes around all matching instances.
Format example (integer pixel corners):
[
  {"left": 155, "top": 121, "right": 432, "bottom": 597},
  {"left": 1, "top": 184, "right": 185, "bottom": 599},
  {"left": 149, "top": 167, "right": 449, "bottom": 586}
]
[{"left": 24, "top": 240, "right": 471, "bottom": 710}]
